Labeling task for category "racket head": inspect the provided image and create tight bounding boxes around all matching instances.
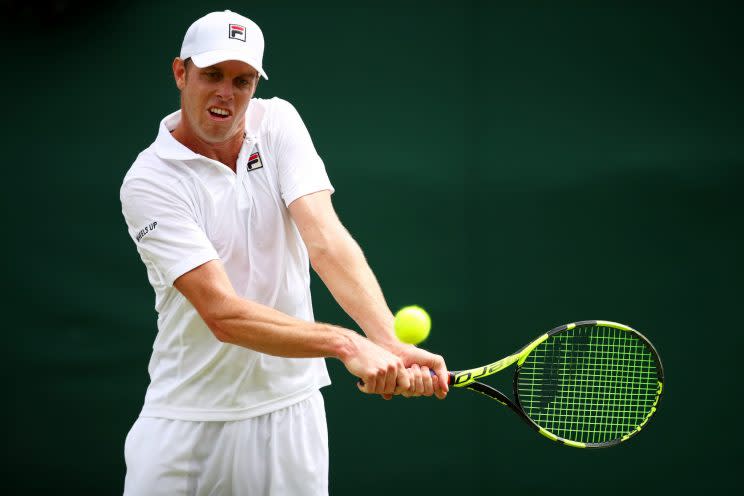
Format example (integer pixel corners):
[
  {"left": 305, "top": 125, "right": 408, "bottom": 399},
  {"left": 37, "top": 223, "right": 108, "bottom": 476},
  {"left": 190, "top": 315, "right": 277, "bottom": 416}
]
[{"left": 513, "top": 320, "right": 664, "bottom": 448}]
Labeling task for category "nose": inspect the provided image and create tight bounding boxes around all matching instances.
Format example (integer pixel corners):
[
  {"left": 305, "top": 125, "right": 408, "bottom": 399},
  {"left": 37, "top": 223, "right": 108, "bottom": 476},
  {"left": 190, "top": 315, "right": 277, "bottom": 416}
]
[{"left": 215, "top": 79, "right": 234, "bottom": 101}]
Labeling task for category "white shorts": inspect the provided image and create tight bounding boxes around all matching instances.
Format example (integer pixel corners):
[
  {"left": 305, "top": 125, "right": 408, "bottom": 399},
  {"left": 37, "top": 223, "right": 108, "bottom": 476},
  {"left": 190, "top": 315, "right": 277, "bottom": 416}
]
[{"left": 123, "top": 390, "right": 328, "bottom": 496}]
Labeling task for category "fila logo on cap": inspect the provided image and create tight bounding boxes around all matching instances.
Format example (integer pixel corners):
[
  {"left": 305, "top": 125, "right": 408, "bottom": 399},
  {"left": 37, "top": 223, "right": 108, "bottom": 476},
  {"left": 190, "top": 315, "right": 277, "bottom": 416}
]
[{"left": 229, "top": 24, "right": 246, "bottom": 42}]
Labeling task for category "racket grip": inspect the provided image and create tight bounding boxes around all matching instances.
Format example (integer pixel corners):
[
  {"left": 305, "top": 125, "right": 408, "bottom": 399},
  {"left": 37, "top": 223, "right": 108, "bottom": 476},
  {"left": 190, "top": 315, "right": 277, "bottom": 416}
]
[
  {"left": 358, "top": 369, "right": 453, "bottom": 387},
  {"left": 437, "top": 369, "right": 455, "bottom": 385}
]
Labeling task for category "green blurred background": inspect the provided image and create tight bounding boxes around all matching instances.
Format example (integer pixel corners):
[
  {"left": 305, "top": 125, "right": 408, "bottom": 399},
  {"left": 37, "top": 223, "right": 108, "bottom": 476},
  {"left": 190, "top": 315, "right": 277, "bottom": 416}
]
[{"left": 4, "top": 0, "right": 742, "bottom": 493}]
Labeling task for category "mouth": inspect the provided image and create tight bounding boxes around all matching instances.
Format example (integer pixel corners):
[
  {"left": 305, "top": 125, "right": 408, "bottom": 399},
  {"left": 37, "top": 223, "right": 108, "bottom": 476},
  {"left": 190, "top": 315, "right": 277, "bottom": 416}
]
[{"left": 207, "top": 106, "right": 232, "bottom": 121}]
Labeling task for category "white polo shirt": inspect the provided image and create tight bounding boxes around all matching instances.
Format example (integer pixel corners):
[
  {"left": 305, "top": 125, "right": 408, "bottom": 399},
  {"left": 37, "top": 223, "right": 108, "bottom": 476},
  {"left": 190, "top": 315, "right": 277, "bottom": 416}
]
[{"left": 120, "top": 97, "right": 333, "bottom": 421}]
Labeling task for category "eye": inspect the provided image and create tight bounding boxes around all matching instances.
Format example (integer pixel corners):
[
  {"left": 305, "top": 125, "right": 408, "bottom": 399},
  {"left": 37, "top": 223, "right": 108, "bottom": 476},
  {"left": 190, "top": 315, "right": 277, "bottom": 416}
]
[
  {"left": 237, "top": 78, "right": 252, "bottom": 88},
  {"left": 205, "top": 72, "right": 221, "bottom": 80}
]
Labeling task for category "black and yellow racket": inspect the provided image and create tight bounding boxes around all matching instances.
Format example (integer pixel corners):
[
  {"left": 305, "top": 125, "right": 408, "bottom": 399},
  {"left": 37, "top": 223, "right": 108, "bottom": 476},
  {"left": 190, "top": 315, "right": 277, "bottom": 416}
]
[{"left": 447, "top": 320, "right": 664, "bottom": 448}]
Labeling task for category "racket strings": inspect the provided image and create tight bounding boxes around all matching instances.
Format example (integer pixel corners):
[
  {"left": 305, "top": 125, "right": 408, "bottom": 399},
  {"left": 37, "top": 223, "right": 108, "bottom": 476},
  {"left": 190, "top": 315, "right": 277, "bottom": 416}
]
[{"left": 517, "top": 325, "right": 660, "bottom": 444}]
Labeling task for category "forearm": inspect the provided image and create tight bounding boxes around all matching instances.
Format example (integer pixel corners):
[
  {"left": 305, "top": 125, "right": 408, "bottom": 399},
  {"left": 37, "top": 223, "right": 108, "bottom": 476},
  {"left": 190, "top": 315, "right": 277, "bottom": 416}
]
[
  {"left": 309, "top": 227, "right": 398, "bottom": 348},
  {"left": 204, "top": 295, "right": 357, "bottom": 360},
  {"left": 311, "top": 241, "right": 450, "bottom": 398},
  {"left": 172, "top": 258, "right": 411, "bottom": 395}
]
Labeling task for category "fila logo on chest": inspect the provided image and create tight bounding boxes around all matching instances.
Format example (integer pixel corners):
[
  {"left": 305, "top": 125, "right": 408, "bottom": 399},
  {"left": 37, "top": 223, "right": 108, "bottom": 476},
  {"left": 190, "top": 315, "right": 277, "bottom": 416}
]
[{"left": 247, "top": 151, "right": 264, "bottom": 171}]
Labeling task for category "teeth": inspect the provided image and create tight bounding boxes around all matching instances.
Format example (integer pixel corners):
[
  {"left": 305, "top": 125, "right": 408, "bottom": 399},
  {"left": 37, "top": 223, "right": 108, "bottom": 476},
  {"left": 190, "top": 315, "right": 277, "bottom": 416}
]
[{"left": 209, "top": 107, "right": 230, "bottom": 116}]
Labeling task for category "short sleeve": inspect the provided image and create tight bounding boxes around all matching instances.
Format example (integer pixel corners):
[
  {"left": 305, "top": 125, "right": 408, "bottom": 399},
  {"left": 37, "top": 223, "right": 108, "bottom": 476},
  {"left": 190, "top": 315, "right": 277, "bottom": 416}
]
[
  {"left": 269, "top": 99, "right": 334, "bottom": 206},
  {"left": 120, "top": 176, "right": 219, "bottom": 287}
]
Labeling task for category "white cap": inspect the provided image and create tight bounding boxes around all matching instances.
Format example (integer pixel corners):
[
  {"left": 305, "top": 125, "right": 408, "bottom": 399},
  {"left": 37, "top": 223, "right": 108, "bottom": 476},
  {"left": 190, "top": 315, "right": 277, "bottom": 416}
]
[{"left": 180, "top": 10, "right": 268, "bottom": 79}]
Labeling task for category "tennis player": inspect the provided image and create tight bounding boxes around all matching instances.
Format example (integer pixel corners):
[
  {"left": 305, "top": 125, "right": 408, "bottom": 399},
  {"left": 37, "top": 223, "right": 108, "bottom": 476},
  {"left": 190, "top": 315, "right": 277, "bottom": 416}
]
[{"left": 120, "top": 10, "right": 447, "bottom": 495}]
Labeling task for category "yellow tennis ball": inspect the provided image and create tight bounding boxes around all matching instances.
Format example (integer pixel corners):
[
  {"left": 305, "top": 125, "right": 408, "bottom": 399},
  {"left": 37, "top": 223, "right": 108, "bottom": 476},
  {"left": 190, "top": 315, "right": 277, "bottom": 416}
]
[{"left": 394, "top": 306, "right": 431, "bottom": 345}]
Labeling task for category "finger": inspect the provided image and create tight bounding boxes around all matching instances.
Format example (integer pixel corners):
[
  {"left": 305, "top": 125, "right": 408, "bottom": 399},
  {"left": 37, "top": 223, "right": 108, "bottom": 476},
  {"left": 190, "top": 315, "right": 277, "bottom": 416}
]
[
  {"left": 393, "top": 369, "right": 412, "bottom": 396},
  {"left": 395, "top": 366, "right": 415, "bottom": 397},
  {"left": 360, "top": 373, "right": 377, "bottom": 395},
  {"left": 412, "top": 364, "right": 424, "bottom": 397},
  {"left": 382, "top": 393, "right": 393, "bottom": 400},
  {"left": 421, "top": 366, "right": 434, "bottom": 396},
  {"left": 408, "top": 366, "right": 418, "bottom": 397},
  {"left": 434, "top": 357, "right": 449, "bottom": 394},
  {"left": 397, "top": 362, "right": 411, "bottom": 392},
  {"left": 430, "top": 359, "right": 448, "bottom": 398},
  {"left": 372, "top": 368, "right": 387, "bottom": 394},
  {"left": 373, "top": 368, "right": 388, "bottom": 395},
  {"left": 383, "top": 364, "right": 397, "bottom": 396},
  {"left": 432, "top": 375, "right": 447, "bottom": 400}
]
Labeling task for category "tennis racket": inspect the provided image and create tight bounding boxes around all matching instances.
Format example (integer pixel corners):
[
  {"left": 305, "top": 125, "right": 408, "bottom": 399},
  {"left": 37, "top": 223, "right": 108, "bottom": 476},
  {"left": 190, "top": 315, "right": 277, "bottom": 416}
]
[{"left": 445, "top": 320, "right": 664, "bottom": 448}]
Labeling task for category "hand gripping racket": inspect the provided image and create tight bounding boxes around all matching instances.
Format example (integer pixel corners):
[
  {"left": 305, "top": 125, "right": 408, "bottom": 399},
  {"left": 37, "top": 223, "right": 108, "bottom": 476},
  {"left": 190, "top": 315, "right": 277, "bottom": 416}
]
[{"left": 446, "top": 320, "right": 664, "bottom": 448}]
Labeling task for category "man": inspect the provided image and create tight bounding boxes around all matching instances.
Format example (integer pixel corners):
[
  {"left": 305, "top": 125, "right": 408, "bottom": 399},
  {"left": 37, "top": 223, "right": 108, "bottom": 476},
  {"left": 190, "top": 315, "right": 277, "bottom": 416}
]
[{"left": 120, "top": 10, "right": 448, "bottom": 495}]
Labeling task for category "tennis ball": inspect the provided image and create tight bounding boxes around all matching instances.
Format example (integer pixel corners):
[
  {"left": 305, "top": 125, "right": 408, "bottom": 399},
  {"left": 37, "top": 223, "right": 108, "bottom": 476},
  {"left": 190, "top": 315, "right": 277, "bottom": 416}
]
[{"left": 394, "top": 306, "right": 431, "bottom": 345}]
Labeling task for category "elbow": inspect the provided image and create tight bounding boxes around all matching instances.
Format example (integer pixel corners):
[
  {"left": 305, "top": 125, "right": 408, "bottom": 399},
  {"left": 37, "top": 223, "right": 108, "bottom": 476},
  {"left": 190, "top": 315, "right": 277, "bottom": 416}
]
[
  {"left": 307, "top": 228, "right": 356, "bottom": 273},
  {"left": 207, "top": 316, "right": 233, "bottom": 343},
  {"left": 308, "top": 242, "right": 331, "bottom": 273},
  {"left": 305, "top": 222, "right": 355, "bottom": 273},
  {"left": 201, "top": 302, "right": 236, "bottom": 344}
]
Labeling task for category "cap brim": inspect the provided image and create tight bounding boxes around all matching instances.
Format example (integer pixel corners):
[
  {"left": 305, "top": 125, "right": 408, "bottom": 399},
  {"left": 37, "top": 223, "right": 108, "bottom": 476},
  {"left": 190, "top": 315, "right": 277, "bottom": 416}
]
[{"left": 191, "top": 50, "right": 268, "bottom": 80}]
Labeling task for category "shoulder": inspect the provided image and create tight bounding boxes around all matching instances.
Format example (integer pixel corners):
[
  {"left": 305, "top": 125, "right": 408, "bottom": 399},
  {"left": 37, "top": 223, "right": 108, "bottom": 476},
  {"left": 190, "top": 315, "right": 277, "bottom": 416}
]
[
  {"left": 247, "top": 97, "right": 307, "bottom": 136},
  {"left": 120, "top": 147, "right": 191, "bottom": 204},
  {"left": 250, "top": 96, "right": 299, "bottom": 116}
]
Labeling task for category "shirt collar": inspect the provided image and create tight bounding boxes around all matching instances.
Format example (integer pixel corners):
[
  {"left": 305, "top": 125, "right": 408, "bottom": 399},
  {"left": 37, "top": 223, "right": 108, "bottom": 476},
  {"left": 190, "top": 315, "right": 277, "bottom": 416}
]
[
  {"left": 154, "top": 107, "right": 256, "bottom": 160},
  {"left": 153, "top": 110, "right": 202, "bottom": 161},
  {"left": 152, "top": 109, "right": 254, "bottom": 161}
]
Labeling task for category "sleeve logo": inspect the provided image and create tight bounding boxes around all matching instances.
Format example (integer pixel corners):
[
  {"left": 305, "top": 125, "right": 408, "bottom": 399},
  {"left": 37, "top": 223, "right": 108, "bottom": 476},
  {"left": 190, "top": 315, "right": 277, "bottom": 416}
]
[
  {"left": 229, "top": 24, "right": 246, "bottom": 42},
  {"left": 135, "top": 221, "right": 158, "bottom": 242}
]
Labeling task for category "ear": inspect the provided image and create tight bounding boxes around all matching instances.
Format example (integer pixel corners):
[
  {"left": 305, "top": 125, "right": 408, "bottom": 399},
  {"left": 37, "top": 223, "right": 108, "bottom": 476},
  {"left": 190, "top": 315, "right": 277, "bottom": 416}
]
[{"left": 173, "top": 57, "right": 187, "bottom": 91}]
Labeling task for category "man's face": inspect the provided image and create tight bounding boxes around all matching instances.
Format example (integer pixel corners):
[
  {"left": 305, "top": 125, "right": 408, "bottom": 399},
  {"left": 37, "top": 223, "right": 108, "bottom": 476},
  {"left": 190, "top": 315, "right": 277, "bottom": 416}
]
[{"left": 173, "top": 58, "right": 259, "bottom": 144}]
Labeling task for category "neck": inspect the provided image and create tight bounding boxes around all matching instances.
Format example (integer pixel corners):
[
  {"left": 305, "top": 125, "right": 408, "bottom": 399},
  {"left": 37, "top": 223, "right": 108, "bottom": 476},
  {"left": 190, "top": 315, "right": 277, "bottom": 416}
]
[{"left": 171, "top": 115, "right": 244, "bottom": 173}]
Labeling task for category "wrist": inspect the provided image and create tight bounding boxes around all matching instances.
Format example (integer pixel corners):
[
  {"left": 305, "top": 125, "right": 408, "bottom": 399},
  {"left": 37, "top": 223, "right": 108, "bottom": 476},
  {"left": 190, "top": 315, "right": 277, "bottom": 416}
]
[
  {"left": 359, "top": 313, "right": 397, "bottom": 348},
  {"left": 330, "top": 326, "right": 360, "bottom": 362},
  {"left": 372, "top": 338, "right": 412, "bottom": 356}
]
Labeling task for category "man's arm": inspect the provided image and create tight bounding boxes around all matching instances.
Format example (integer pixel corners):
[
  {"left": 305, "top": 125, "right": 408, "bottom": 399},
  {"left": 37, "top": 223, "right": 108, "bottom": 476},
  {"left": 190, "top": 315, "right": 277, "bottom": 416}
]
[
  {"left": 173, "top": 259, "right": 410, "bottom": 396},
  {"left": 288, "top": 190, "right": 448, "bottom": 398}
]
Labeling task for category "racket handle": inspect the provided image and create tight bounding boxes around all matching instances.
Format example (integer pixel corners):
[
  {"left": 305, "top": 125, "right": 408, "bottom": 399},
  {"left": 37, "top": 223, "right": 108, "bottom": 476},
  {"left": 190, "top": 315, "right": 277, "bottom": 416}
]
[
  {"left": 436, "top": 369, "right": 454, "bottom": 385},
  {"left": 445, "top": 371, "right": 454, "bottom": 385},
  {"left": 358, "top": 369, "right": 453, "bottom": 387}
]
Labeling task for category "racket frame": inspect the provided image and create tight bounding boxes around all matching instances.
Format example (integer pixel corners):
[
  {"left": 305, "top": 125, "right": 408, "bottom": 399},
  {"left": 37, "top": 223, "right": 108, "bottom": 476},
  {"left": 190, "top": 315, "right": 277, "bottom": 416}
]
[{"left": 447, "top": 320, "right": 664, "bottom": 448}]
